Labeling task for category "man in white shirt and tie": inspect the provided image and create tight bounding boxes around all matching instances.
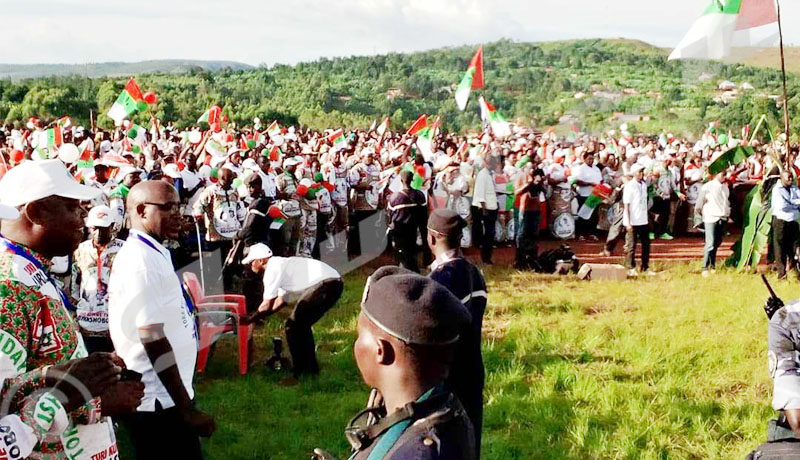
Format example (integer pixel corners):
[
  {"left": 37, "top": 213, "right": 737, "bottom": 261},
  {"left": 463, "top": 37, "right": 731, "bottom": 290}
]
[
  {"left": 109, "top": 180, "right": 215, "bottom": 459},
  {"left": 472, "top": 155, "right": 499, "bottom": 264},
  {"left": 622, "top": 164, "right": 651, "bottom": 275}
]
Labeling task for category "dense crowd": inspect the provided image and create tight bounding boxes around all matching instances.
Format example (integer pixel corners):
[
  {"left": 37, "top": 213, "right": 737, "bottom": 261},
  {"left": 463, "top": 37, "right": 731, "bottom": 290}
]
[
  {"left": 0, "top": 115, "right": 798, "bottom": 460},
  {"left": 0, "top": 118, "right": 794, "bottom": 275}
]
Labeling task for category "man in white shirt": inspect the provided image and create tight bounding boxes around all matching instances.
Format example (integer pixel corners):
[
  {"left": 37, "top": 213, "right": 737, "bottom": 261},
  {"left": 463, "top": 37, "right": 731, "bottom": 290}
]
[
  {"left": 572, "top": 151, "right": 602, "bottom": 240},
  {"left": 471, "top": 156, "right": 499, "bottom": 264},
  {"left": 622, "top": 164, "right": 651, "bottom": 274},
  {"left": 109, "top": 181, "right": 215, "bottom": 459},
  {"left": 242, "top": 243, "right": 343, "bottom": 376},
  {"left": 695, "top": 170, "right": 730, "bottom": 276}
]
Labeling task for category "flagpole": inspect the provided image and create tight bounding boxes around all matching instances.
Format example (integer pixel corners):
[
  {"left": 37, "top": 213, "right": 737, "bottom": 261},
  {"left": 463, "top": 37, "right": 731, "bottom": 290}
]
[{"left": 776, "top": 0, "right": 791, "bottom": 158}]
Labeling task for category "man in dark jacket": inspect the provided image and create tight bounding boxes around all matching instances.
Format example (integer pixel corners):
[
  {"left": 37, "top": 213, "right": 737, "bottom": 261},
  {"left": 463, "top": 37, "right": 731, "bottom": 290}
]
[
  {"left": 236, "top": 174, "right": 272, "bottom": 312},
  {"left": 387, "top": 170, "right": 425, "bottom": 272},
  {"left": 426, "top": 208, "right": 488, "bottom": 458}
]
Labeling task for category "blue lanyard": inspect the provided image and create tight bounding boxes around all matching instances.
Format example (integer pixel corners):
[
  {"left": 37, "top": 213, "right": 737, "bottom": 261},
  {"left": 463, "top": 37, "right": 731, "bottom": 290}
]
[
  {"left": 356, "top": 386, "right": 440, "bottom": 460},
  {"left": 0, "top": 235, "right": 74, "bottom": 311},
  {"left": 132, "top": 233, "right": 195, "bottom": 315}
]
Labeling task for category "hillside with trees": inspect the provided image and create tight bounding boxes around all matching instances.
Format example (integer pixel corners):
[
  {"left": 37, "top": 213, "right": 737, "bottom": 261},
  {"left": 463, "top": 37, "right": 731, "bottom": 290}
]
[{"left": 0, "top": 39, "right": 796, "bottom": 139}]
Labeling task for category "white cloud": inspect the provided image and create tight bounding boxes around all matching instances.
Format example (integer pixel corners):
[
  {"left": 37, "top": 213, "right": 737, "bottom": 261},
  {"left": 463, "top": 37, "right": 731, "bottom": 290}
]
[{"left": 3, "top": 0, "right": 798, "bottom": 65}]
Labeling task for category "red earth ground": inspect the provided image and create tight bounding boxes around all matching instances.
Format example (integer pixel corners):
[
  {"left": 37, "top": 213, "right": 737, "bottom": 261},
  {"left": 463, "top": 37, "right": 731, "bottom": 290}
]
[{"left": 461, "top": 234, "right": 739, "bottom": 267}]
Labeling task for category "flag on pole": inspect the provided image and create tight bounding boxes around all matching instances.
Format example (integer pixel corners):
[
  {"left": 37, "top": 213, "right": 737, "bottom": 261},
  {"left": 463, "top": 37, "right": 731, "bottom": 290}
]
[
  {"left": 41, "top": 126, "right": 63, "bottom": 149},
  {"left": 577, "top": 184, "right": 614, "bottom": 220},
  {"left": 108, "top": 78, "right": 146, "bottom": 124},
  {"left": 328, "top": 129, "right": 346, "bottom": 151},
  {"left": 478, "top": 97, "right": 511, "bottom": 139},
  {"left": 668, "top": 0, "right": 778, "bottom": 61},
  {"left": 198, "top": 105, "right": 222, "bottom": 125},
  {"left": 56, "top": 116, "right": 71, "bottom": 129},
  {"left": 267, "top": 121, "right": 281, "bottom": 139},
  {"left": 416, "top": 117, "right": 440, "bottom": 162},
  {"left": 406, "top": 114, "right": 428, "bottom": 136},
  {"left": 377, "top": 116, "right": 390, "bottom": 136},
  {"left": 454, "top": 46, "right": 484, "bottom": 111},
  {"left": 76, "top": 141, "right": 94, "bottom": 169}
]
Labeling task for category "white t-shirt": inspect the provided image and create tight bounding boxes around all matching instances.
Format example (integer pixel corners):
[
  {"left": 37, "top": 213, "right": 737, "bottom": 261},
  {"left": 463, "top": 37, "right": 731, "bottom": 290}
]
[
  {"left": 108, "top": 230, "right": 197, "bottom": 412},
  {"left": 622, "top": 179, "right": 649, "bottom": 227},
  {"left": 262, "top": 256, "right": 341, "bottom": 300},
  {"left": 572, "top": 163, "right": 602, "bottom": 197}
]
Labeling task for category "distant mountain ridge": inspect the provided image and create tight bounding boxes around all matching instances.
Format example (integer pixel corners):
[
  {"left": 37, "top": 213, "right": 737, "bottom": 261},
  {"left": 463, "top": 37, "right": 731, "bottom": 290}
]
[{"left": 0, "top": 60, "right": 254, "bottom": 80}]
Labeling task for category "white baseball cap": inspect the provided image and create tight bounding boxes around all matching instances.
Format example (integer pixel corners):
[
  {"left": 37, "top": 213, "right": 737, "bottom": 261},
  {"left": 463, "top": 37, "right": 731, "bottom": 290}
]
[
  {"left": 0, "top": 159, "right": 101, "bottom": 207},
  {"left": 0, "top": 204, "right": 19, "bottom": 220},
  {"left": 241, "top": 243, "right": 273, "bottom": 264},
  {"left": 162, "top": 163, "right": 182, "bottom": 179},
  {"left": 86, "top": 205, "right": 114, "bottom": 228}
]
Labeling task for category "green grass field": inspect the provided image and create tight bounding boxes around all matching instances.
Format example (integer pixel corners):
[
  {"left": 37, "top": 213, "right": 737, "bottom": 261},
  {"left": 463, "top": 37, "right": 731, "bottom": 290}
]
[{"left": 142, "top": 262, "right": 793, "bottom": 459}]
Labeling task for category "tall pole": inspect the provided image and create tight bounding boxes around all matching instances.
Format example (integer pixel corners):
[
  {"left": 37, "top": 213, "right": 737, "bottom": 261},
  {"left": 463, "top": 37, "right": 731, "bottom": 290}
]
[{"left": 777, "top": 0, "right": 791, "bottom": 158}]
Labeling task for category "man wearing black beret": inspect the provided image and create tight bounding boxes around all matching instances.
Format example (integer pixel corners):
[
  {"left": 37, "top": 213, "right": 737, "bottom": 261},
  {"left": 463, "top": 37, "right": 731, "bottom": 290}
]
[
  {"left": 316, "top": 267, "right": 475, "bottom": 460},
  {"left": 427, "top": 208, "right": 488, "bottom": 458}
]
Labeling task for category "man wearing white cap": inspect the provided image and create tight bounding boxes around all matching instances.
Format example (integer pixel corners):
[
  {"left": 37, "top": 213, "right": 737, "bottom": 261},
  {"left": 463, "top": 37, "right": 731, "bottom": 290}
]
[
  {"left": 0, "top": 160, "right": 144, "bottom": 459},
  {"left": 71, "top": 205, "right": 126, "bottom": 353},
  {"left": 241, "top": 243, "right": 343, "bottom": 376},
  {"left": 622, "top": 164, "right": 651, "bottom": 275}
]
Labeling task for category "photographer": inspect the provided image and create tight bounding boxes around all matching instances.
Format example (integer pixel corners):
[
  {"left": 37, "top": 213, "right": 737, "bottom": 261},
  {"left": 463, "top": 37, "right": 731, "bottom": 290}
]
[{"left": 514, "top": 164, "right": 545, "bottom": 269}]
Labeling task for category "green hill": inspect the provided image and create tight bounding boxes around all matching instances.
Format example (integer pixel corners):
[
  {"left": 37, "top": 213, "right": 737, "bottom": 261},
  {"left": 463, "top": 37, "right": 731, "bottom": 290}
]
[
  {"left": 0, "top": 39, "right": 796, "bottom": 139},
  {"left": 0, "top": 60, "right": 253, "bottom": 80}
]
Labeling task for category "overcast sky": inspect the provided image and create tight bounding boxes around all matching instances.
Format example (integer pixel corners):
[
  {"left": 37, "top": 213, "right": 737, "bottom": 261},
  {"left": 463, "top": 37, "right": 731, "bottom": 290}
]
[{"left": 7, "top": 0, "right": 799, "bottom": 66}]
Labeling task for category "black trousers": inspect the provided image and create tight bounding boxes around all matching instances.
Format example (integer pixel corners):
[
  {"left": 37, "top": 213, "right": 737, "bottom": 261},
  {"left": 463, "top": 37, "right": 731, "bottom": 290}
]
[
  {"left": 624, "top": 225, "right": 650, "bottom": 271},
  {"left": 125, "top": 402, "right": 203, "bottom": 460},
  {"left": 651, "top": 197, "right": 671, "bottom": 236},
  {"left": 392, "top": 225, "right": 420, "bottom": 273},
  {"left": 471, "top": 207, "right": 497, "bottom": 263},
  {"left": 241, "top": 266, "right": 264, "bottom": 313},
  {"left": 772, "top": 217, "right": 800, "bottom": 277},
  {"left": 286, "top": 278, "right": 344, "bottom": 375}
]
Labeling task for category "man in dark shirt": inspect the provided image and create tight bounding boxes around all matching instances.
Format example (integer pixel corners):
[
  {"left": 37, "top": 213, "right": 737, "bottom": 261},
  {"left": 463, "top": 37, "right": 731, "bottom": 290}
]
[
  {"left": 236, "top": 174, "right": 272, "bottom": 312},
  {"left": 426, "top": 208, "right": 488, "bottom": 457},
  {"left": 387, "top": 171, "right": 425, "bottom": 272}
]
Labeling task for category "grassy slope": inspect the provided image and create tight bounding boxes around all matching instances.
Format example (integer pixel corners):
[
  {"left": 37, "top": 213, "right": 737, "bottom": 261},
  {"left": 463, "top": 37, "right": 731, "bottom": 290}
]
[
  {"left": 733, "top": 47, "right": 800, "bottom": 75},
  {"left": 153, "top": 261, "right": 790, "bottom": 459}
]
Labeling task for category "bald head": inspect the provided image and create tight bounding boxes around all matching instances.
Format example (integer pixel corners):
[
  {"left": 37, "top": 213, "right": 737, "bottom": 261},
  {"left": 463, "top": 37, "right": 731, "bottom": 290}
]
[{"left": 128, "top": 180, "right": 181, "bottom": 241}]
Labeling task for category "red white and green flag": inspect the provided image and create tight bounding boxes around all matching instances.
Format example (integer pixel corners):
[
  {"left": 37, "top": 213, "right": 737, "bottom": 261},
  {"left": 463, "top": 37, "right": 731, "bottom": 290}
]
[
  {"left": 668, "top": 0, "right": 777, "bottom": 61},
  {"left": 56, "top": 116, "right": 71, "bottom": 129},
  {"left": 267, "top": 121, "right": 281, "bottom": 139},
  {"left": 108, "top": 78, "right": 147, "bottom": 124},
  {"left": 265, "top": 145, "right": 282, "bottom": 161},
  {"left": 40, "top": 126, "right": 63, "bottom": 149},
  {"left": 478, "top": 97, "right": 511, "bottom": 139},
  {"left": 416, "top": 117, "right": 439, "bottom": 161},
  {"left": 76, "top": 141, "right": 94, "bottom": 169},
  {"left": 406, "top": 114, "right": 428, "bottom": 136},
  {"left": 454, "top": 45, "right": 484, "bottom": 111},
  {"left": 198, "top": 105, "right": 222, "bottom": 125},
  {"left": 328, "top": 129, "right": 346, "bottom": 151},
  {"left": 376, "top": 116, "right": 390, "bottom": 136},
  {"left": 577, "top": 184, "right": 614, "bottom": 220}
]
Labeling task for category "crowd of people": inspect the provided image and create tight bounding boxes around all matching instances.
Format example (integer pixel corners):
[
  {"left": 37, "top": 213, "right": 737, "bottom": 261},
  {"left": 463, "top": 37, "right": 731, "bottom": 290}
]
[{"left": 0, "top": 114, "right": 798, "bottom": 459}]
